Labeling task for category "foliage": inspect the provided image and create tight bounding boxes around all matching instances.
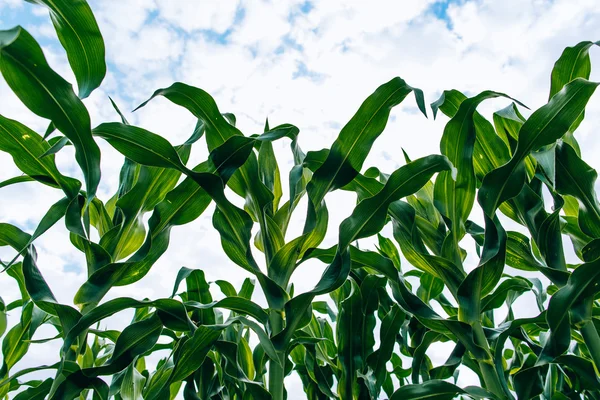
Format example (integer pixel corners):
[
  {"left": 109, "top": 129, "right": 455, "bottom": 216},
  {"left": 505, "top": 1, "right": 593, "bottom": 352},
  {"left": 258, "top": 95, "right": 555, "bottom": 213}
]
[{"left": 1, "top": 2, "right": 600, "bottom": 399}]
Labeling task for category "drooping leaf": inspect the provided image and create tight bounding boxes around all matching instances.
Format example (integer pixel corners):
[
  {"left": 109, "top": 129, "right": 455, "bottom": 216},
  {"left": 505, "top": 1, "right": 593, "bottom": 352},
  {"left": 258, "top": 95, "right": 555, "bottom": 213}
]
[
  {"left": 390, "top": 380, "right": 492, "bottom": 400},
  {"left": 307, "top": 77, "right": 426, "bottom": 210},
  {"left": 275, "top": 155, "right": 452, "bottom": 352},
  {"left": 555, "top": 141, "right": 600, "bottom": 238},
  {"left": 365, "top": 305, "right": 405, "bottom": 396},
  {"left": 0, "top": 27, "right": 101, "bottom": 198},
  {"left": 479, "top": 78, "right": 599, "bottom": 217},
  {"left": 0, "top": 115, "right": 80, "bottom": 198},
  {"left": 433, "top": 91, "right": 516, "bottom": 264},
  {"left": 27, "top": 0, "right": 106, "bottom": 98}
]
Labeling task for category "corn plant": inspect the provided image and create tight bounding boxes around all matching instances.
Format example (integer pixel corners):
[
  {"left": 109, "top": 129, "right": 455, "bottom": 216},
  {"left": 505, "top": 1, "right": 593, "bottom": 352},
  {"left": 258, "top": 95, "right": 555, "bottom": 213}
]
[{"left": 1, "top": 1, "right": 600, "bottom": 399}]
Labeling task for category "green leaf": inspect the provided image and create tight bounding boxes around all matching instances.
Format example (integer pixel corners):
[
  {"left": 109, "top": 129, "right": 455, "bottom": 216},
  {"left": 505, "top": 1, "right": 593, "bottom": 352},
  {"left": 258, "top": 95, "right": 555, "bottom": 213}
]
[
  {"left": 2, "top": 197, "right": 72, "bottom": 272},
  {"left": 51, "top": 313, "right": 161, "bottom": 399},
  {"left": 542, "top": 258, "right": 600, "bottom": 362},
  {"left": 307, "top": 77, "right": 426, "bottom": 209},
  {"left": 237, "top": 336, "right": 255, "bottom": 380},
  {"left": 505, "top": 231, "right": 545, "bottom": 272},
  {"left": 0, "top": 223, "right": 31, "bottom": 254},
  {"left": 185, "top": 297, "right": 268, "bottom": 325},
  {"left": 411, "top": 330, "right": 441, "bottom": 384},
  {"left": 99, "top": 314, "right": 162, "bottom": 373},
  {"left": 115, "top": 160, "right": 212, "bottom": 284},
  {"left": 93, "top": 122, "right": 186, "bottom": 170},
  {"left": 549, "top": 41, "right": 599, "bottom": 99},
  {"left": 164, "top": 318, "right": 278, "bottom": 390},
  {"left": 0, "top": 115, "right": 80, "bottom": 198},
  {"left": 336, "top": 276, "right": 385, "bottom": 398},
  {"left": 62, "top": 298, "right": 194, "bottom": 359},
  {"left": 555, "top": 141, "right": 600, "bottom": 238},
  {"left": 40, "top": 135, "right": 70, "bottom": 158},
  {"left": 274, "top": 155, "right": 451, "bottom": 352},
  {"left": 549, "top": 41, "right": 599, "bottom": 152},
  {"left": 0, "top": 175, "right": 35, "bottom": 189},
  {"left": 133, "top": 84, "right": 277, "bottom": 259},
  {"left": 512, "top": 181, "right": 570, "bottom": 282},
  {"left": 336, "top": 279, "right": 362, "bottom": 399},
  {"left": 0, "top": 27, "right": 101, "bottom": 198},
  {"left": 258, "top": 136, "right": 282, "bottom": 213},
  {"left": 89, "top": 197, "right": 113, "bottom": 237},
  {"left": 389, "top": 201, "right": 465, "bottom": 296},
  {"left": 81, "top": 123, "right": 286, "bottom": 307},
  {"left": 108, "top": 146, "right": 189, "bottom": 260},
  {"left": 213, "top": 340, "right": 271, "bottom": 399},
  {"left": 478, "top": 78, "right": 599, "bottom": 217},
  {"left": 433, "top": 90, "right": 510, "bottom": 182},
  {"left": 13, "top": 378, "right": 52, "bottom": 400},
  {"left": 416, "top": 273, "right": 444, "bottom": 303},
  {"left": 390, "top": 380, "right": 485, "bottom": 400},
  {"left": 434, "top": 90, "right": 516, "bottom": 264},
  {"left": 481, "top": 277, "right": 532, "bottom": 312},
  {"left": 108, "top": 96, "right": 130, "bottom": 124},
  {"left": 389, "top": 275, "right": 488, "bottom": 361},
  {"left": 6, "top": 263, "right": 29, "bottom": 304},
  {"left": 120, "top": 363, "right": 146, "bottom": 400},
  {"left": 268, "top": 202, "right": 328, "bottom": 287},
  {"left": 134, "top": 83, "right": 244, "bottom": 152},
  {"left": 339, "top": 155, "right": 453, "bottom": 250},
  {"left": 1, "top": 302, "right": 34, "bottom": 377},
  {"left": 304, "top": 245, "right": 398, "bottom": 283},
  {"left": 22, "top": 246, "right": 81, "bottom": 334},
  {"left": 457, "top": 215, "right": 507, "bottom": 323},
  {"left": 27, "top": 0, "right": 106, "bottom": 98},
  {"left": 0, "top": 298, "right": 5, "bottom": 338},
  {"left": 377, "top": 234, "right": 402, "bottom": 270},
  {"left": 365, "top": 305, "right": 405, "bottom": 396}
]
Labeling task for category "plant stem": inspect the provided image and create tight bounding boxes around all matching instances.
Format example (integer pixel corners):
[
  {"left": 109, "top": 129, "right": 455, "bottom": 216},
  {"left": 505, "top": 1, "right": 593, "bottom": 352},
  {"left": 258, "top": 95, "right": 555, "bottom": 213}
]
[
  {"left": 581, "top": 320, "right": 600, "bottom": 375},
  {"left": 269, "top": 311, "right": 285, "bottom": 400},
  {"left": 478, "top": 360, "right": 506, "bottom": 399},
  {"left": 473, "top": 323, "right": 507, "bottom": 399}
]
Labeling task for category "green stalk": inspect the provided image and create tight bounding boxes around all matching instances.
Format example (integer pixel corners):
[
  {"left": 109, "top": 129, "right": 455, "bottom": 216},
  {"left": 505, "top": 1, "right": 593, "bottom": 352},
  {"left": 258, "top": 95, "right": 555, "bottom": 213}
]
[
  {"left": 459, "top": 289, "right": 507, "bottom": 399},
  {"left": 473, "top": 323, "right": 507, "bottom": 399},
  {"left": 478, "top": 360, "right": 506, "bottom": 399},
  {"left": 268, "top": 311, "right": 285, "bottom": 400},
  {"left": 261, "top": 208, "right": 285, "bottom": 399},
  {"left": 581, "top": 320, "right": 600, "bottom": 375}
]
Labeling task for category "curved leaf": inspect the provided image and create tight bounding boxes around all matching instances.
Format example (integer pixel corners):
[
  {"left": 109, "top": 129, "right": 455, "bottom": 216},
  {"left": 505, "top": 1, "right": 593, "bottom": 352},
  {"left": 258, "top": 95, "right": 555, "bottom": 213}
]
[
  {"left": 0, "top": 27, "right": 101, "bottom": 198},
  {"left": 307, "top": 77, "right": 425, "bottom": 209},
  {"left": 555, "top": 141, "right": 600, "bottom": 238},
  {"left": 0, "top": 115, "right": 80, "bottom": 197},
  {"left": 27, "top": 0, "right": 106, "bottom": 98},
  {"left": 479, "top": 78, "right": 599, "bottom": 217}
]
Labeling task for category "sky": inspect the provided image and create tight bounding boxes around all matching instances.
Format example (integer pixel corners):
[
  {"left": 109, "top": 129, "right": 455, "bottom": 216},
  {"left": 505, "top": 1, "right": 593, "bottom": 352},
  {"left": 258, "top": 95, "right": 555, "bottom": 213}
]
[{"left": 1, "top": 0, "right": 600, "bottom": 398}]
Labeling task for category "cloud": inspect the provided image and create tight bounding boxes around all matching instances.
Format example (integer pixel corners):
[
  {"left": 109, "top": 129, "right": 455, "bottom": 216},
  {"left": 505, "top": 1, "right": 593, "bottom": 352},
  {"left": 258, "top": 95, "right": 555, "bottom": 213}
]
[
  {"left": 109, "top": 22, "right": 184, "bottom": 70},
  {"left": 229, "top": 0, "right": 292, "bottom": 52},
  {"left": 155, "top": 0, "right": 241, "bottom": 33},
  {"left": 0, "top": 0, "right": 21, "bottom": 10}
]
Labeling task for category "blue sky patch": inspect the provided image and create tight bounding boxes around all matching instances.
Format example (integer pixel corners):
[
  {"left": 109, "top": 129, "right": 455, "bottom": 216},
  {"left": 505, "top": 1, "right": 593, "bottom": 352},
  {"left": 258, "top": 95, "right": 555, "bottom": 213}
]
[
  {"left": 300, "top": 1, "right": 314, "bottom": 14},
  {"left": 429, "top": 0, "right": 463, "bottom": 29},
  {"left": 292, "top": 61, "right": 326, "bottom": 82}
]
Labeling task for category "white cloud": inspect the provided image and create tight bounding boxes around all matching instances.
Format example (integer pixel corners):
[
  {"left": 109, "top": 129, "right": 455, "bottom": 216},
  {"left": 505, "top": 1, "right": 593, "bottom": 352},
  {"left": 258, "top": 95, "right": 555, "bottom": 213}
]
[
  {"left": 155, "top": 0, "right": 240, "bottom": 33},
  {"left": 93, "top": 0, "right": 157, "bottom": 36},
  {"left": 229, "top": 0, "right": 292, "bottom": 53},
  {"left": 0, "top": 0, "right": 21, "bottom": 10}
]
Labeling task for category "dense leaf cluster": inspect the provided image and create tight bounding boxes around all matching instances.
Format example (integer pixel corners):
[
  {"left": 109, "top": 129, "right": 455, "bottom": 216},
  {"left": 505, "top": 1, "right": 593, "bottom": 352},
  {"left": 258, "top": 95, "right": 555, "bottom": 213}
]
[{"left": 1, "top": 1, "right": 599, "bottom": 399}]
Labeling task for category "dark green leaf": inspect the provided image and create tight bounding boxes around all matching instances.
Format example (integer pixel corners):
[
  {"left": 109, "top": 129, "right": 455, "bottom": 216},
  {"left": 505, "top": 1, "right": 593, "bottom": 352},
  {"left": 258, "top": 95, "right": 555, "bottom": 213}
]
[
  {"left": 27, "top": 0, "right": 106, "bottom": 98},
  {"left": 478, "top": 78, "right": 599, "bottom": 217},
  {"left": 0, "top": 27, "right": 101, "bottom": 198}
]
